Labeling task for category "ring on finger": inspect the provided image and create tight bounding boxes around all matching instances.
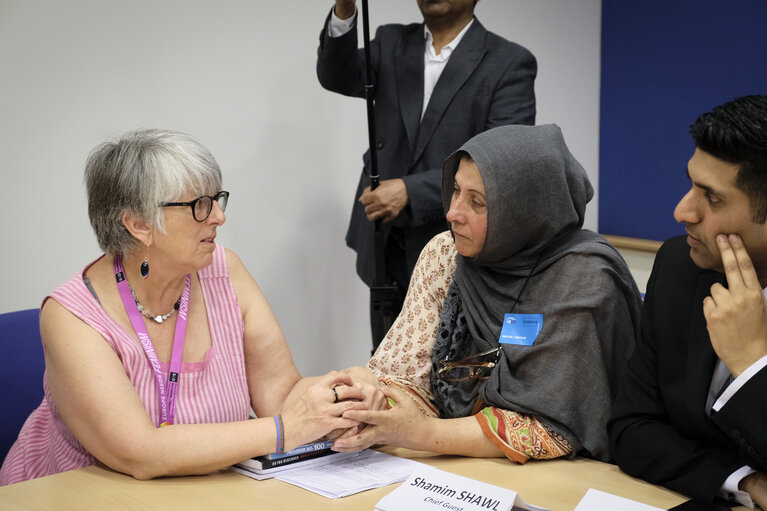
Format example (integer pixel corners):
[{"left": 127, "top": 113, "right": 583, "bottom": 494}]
[{"left": 332, "top": 387, "right": 339, "bottom": 403}]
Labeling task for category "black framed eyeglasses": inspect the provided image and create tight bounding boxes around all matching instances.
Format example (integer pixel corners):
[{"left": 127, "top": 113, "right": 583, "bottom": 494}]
[
  {"left": 437, "top": 346, "right": 501, "bottom": 383},
  {"left": 161, "top": 191, "right": 229, "bottom": 222}
]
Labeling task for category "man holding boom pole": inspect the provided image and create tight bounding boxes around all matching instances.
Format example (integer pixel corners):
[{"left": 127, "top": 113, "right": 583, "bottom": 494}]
[{"left": 316, "top": 0, "right": 537, "bottom": 349}]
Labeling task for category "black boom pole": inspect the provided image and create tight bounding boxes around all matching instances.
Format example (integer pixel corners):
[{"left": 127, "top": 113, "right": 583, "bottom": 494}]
[
  {"left": 361, "top": 0, "right": 379, "bottom": 193},
  {"left": 361, "top": 0, "right": 400, "bottom": 354}
]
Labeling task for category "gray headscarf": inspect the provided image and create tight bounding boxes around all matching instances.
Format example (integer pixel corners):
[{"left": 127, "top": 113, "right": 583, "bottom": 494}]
[{"left": 430, "top": 124, "right": 641, "bottom": 462}]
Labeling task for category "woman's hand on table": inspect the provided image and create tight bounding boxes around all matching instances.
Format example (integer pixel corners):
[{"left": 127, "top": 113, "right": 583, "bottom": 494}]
[
  {"left": 339, "top": 366, "right": 388, "bottom": 411},
  {"left": 331, "top": 385, "right": 430, "bottom": 452},
  {"left": 281, "top": 371, "right": 366, "bottom": 451},
  {"left": 320, "top": 366, "right": 388, "bottom": 442}
]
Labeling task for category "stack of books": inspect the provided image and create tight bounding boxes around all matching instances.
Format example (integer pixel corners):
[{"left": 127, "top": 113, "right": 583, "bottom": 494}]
[{"left": 232, "top": 440, "right": 357, "bottom": 480}]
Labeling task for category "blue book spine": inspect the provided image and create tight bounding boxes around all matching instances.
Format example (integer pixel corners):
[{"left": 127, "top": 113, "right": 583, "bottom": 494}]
[{"left": 264, "top": 440, "right": 334, "bottom": 460}]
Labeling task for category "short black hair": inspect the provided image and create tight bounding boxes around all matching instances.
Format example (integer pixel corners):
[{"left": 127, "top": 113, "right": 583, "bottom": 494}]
[{"left": 690, "top": 95, "right": 767, "bottom": 222}]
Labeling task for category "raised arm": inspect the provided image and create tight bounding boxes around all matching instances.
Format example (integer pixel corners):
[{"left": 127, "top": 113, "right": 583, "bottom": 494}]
[
  {"left": 703, "top": 234, "right": 767, "bottom": 378},
  {"left": 704, "top": 234, "right": 767, "bottom": 505},
  {"left": 316, "top": 3, "right": 373, "bottom": 98}
]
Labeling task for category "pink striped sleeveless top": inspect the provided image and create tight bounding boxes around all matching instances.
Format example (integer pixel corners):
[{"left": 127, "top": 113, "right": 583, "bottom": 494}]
[{"left": 0, "top": 245, "right": 250, "bottom": 486}]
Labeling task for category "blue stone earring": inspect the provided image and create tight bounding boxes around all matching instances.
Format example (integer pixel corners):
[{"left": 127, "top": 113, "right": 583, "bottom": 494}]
[{"left": 140, "top": 255, "right": 149, "bottom": 279}]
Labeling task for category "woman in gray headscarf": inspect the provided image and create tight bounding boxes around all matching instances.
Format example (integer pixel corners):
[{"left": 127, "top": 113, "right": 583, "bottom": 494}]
[{"left": 334, "top": 124, "right": 641, "bottom": 463}]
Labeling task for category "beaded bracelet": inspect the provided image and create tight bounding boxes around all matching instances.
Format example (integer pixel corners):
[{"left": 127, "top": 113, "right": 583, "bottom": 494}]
[{"left": 273, "top": 415, "right": 285, "bottom": 454}]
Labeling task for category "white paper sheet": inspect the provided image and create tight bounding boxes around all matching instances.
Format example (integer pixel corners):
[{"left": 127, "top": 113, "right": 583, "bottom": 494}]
[{"left": 275, "top": 449, "right": 420, "bottom": 498}]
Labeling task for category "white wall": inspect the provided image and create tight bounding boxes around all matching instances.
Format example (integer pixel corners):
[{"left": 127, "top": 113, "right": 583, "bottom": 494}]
[
  {"left": 617, "top": 248, "right": 654, "bottom": 294},
  {"left": 0, "top": 0, "right": 603, "bottom": 375}
]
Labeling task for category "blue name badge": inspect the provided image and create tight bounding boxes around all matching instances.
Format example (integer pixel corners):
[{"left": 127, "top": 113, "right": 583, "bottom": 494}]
[{"left": 499, "top": 313, "right": 543, "bottom": 346}]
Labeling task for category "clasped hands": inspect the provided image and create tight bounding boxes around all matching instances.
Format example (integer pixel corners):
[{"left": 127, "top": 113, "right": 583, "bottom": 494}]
[
  {"left": 331, "top": 367, "right": 433, "bottom": 452},
  {"left": 280, "top": 366, "right": 429, "bottom": 453},
  {"left": 314, "top": 366, "right": 432, "bottom": 453},
  {"left": 704, "top": 233, "right": 767, "bottom": 378}
]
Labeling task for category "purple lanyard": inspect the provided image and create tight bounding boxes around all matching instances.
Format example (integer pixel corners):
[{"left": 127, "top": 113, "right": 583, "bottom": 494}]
[{"left": 114, "top": 256, "right": 191, "bottom": 427}]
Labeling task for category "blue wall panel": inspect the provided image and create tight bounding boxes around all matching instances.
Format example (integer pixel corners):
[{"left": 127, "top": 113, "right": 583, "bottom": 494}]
[{"left": 599, "top": 1, "right": 767, "bottom": 241}]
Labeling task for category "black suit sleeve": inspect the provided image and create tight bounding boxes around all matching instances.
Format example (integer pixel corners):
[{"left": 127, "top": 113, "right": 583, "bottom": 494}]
[
  {"left": 608, "top": 240, "right": 743, "bottom": 502},
  {"left": 485, "top": 43, "right": 536, "bottom": 127},
  {"left": 710, "top": 366, "right": 767, "bottom": 471},
  {"left": 316, "top": 8, "right": 371, "bottom": 99}
]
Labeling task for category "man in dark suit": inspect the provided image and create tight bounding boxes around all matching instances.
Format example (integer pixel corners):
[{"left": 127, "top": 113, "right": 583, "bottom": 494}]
[
  {"left": 609, "top": 95, "right": 767, "bottom": 507},
  {"left": 316, "top": 0, "right": 536, "bottom": 349}
]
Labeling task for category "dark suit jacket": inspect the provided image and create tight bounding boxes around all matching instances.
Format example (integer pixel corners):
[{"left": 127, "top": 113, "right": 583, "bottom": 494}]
[
  {"left": 609, "top": 236, "right": 767, "bottom": 502},
  {"left": 316, "top": 11, "right": 536, "bottom": 286}
]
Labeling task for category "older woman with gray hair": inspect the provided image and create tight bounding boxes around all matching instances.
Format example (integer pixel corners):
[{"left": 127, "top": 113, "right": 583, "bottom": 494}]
[
  {"left": 0, "top": 129, "right": 379, "bottom": 485},
  {"left": 333, "top": 124, "right": 642, "bottom": 463}
]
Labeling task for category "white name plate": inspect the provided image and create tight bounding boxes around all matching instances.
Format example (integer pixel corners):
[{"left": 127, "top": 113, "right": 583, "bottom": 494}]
[
  {"left": 375, "top": 465, "right": 549, "bottom": 511},
  {"left": 574, "top": 488, "right": 664, "bottom": 511}
]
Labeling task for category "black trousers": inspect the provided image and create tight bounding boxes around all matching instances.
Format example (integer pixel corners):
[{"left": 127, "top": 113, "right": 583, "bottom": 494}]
[{"left": 369, "top": 229, "right": 408, "bottom": 354}]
